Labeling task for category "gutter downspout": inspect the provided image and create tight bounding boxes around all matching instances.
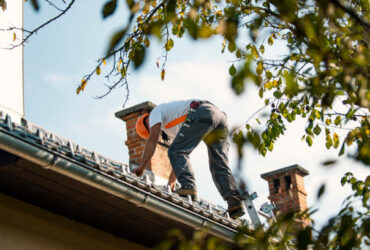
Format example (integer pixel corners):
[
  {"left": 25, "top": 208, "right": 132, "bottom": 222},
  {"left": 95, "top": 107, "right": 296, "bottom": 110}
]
[{"left": 0, "top": 129, "right": 238, "bottom": 242}]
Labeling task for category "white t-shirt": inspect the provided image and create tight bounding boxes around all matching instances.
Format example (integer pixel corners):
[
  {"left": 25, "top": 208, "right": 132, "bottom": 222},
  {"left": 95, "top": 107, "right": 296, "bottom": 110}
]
[{"left": 149, "top": 99, "right": 198, "bottom": 140}]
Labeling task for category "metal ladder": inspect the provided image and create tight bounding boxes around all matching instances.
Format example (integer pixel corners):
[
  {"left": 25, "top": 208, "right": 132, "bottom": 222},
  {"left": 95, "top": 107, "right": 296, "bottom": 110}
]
[
  {"left": 241, "top": 191, "right": 276, "bottom": 229},
  {"left": 242, "top": 191, "right": 290, "bottom": 249}
]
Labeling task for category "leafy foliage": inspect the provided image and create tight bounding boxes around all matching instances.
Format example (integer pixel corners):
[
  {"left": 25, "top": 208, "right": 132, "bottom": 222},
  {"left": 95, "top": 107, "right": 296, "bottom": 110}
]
[
  {"left": 20, "top": 1, "right": 369, "bottom": 164},
  {"left": 156, "top": 174, "right": 370, "bottom": 249},
  {"left": 73, "top": 0, "right": 370, "bottom": 165},
  {"left": 9, "top": 2, "right": 370, "bottom": 248}
]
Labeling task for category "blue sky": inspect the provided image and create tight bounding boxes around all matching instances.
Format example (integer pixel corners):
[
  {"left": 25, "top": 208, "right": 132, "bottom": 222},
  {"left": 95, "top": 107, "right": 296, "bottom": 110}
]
[{"left": 22, "top": 1, "right": 369, "bottom": 229}]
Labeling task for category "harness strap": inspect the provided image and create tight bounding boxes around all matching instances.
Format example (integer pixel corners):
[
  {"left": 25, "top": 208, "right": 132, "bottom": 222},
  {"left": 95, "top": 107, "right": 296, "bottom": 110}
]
[
  {"left": 164, "top": 115, "right": 187, "bottom": 129},
  {"left": 164, "top": 101, "right": 203, "bottom": 129}
]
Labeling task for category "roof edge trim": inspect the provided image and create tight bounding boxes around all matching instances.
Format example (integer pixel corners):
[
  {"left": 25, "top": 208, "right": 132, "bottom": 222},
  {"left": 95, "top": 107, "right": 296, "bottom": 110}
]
[{"left": 0, "top": 129, "right": 239, "bottom": 242}]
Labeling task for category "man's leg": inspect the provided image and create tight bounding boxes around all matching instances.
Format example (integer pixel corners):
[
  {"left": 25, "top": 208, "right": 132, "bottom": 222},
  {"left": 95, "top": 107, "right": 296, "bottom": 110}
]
[
  {"left": 204, "top": 110, "right": 245, "bottom": 218},
  {"left": 168, "top": 107, "right": 214, "bottom": 192},
  {"left": 205, "top": 132, "right": 241, "bottom": 204}
]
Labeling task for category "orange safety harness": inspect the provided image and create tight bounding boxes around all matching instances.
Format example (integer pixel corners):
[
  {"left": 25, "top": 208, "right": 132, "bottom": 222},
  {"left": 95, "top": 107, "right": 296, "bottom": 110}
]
[
  {"left": 163, "top": 101, "right": 200, "bottom": 129},
  {"left": 164, "top": 115, "right": 187, "bottom": 129}
]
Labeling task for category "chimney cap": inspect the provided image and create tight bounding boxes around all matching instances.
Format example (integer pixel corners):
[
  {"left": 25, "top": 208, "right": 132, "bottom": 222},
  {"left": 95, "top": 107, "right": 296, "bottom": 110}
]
[
  {"left": 115, "top": 101, "right": 156, "bottom": 119},
  {"left": 260, "top": 164, "right": 309, "bottom": 180}
]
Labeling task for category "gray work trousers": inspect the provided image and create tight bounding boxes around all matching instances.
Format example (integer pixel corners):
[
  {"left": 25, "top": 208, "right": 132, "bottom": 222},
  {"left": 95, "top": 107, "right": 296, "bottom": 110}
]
[{"left": 168, "top": 101, "right": 241, "bottom": 205}]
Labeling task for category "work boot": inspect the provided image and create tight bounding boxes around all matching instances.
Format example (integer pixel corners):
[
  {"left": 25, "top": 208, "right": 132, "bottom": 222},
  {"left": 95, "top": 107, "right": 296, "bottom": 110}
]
[
  {"left": 227, "top": 201, "right": 245, "bottom": 219},
  {"left": 174, "top": 188, "right": 198, "bottom": 200}
]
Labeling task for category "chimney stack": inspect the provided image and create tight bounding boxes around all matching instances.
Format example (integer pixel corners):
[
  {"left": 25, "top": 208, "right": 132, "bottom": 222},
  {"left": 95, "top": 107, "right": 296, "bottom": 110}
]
[
  {"left": 261, "top": 164, "right": 310, "bottom": 229},
  {"left": 115, "top": 102, "right": 172, "bottom": 185}
]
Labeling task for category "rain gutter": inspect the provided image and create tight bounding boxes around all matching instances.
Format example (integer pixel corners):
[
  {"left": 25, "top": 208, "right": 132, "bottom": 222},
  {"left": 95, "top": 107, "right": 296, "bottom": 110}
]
[{"left": 0, "top": 128, "right": 240, "bottom": 242}]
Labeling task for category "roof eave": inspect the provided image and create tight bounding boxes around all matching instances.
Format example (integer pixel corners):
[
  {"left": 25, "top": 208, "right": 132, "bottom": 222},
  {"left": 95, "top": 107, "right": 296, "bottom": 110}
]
[{"left": 0, "top": 128, "right": 241, "bottom": 242}]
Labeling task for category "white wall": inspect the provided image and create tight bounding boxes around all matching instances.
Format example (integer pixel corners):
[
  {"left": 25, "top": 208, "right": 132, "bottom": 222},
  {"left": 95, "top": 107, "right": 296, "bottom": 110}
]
[
  {"left": 0, "top": 0, "right": 24, "bottom": 120},
  {"left": 0, "top": 192, "right": 148, "bottom": 250}
]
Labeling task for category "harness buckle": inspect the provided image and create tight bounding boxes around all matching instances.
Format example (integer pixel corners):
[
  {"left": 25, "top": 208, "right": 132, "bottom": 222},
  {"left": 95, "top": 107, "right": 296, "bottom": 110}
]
[{"left": 190, "top": 101, "right": 200, "bottom": 109}]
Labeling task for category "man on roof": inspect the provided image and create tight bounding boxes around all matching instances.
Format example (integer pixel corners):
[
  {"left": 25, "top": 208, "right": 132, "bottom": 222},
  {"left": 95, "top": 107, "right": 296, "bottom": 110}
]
[{"left": 133, "top": 99, "right": 245, "bottom": 218}]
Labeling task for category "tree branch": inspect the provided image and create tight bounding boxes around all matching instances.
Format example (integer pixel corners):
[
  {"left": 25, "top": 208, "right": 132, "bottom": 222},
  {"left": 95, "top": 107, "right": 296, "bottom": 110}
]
[
  {"left": 329, "top": 0, "right": 370, "bottom": 29},
  {"left": 44, "top": 0, "right": 64, "bottom": 12},
  {"left": 82, "top": 0, "right": 168, "bottom": 99},
  {"left": 7, "top": 0, "right": 75, "bottom": 49}
]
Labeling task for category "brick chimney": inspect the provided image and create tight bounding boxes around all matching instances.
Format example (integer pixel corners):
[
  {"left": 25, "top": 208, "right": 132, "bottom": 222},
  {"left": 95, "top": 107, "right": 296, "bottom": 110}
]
[
  {"left": 115, "top": 101, "right": 172, "bottom": 184},
  {"left": 261, "top": 164, "right": 310, "bottom": 229}
]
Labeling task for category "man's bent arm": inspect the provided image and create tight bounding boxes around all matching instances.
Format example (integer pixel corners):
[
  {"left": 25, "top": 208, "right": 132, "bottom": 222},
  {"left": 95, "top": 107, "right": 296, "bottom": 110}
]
[{"left": 134, "top": 123, "right": 161, "bottom": 176}]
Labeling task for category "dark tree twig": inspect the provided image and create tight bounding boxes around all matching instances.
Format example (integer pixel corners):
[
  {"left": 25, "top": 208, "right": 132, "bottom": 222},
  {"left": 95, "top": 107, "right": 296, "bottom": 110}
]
[
  {"left": 4, "top": 0, "right": 75, "bottom": 49},
  {"left": 44, "top": 0, "right": 64, "bottom": 12}
]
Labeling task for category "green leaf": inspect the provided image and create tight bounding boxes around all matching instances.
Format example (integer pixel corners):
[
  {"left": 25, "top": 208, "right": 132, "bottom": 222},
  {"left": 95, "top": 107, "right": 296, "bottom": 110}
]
[
  {"left": 297, "top": 227, "right": 312, "bottom": 250},
  {"left": 326, "top": 134, "right": 333, "bottom": 149},
  {"left": 256, "top": 62, "right": 263, "bottom": 75},
  {"left": 339, "top": 142, "right": 345, "bottom": 156},
  {"left": 306, "top": 127, "right": 313, "bottom": 136},
  {"left": 231, "top": 76, "right": 244, "bottom": 95},
  {"left": 120, "top": 67, "right": 126, "bottom": 78},
  {"left": 132, "top": 44, "right": 146, "bottom": 68},
  {"left": 228, "top": 41, "right": 236, "bottom": 52},
  {"left": 251, "top": 45, "right": 259, "bottom": 58},
  {"left": 106, "top": 28, "right": 127, "bottom": 54},
  {"left": 273, "top": 90, "right": 282, "bottom": 98},
  {"left": 198, "top": 25, "right": 213, "bottom": 38},
  {"left": 313, "top": 124, "right": 321, "bottom": 135},
  {"left": 0, "top": 0, "right": 7, "bottom": 11},
  {"left": 259, "top": 87, "right": 264, "bottom": 98},
  {"left": 229, "top": 64, "right": 236, "bottom": 76},
  {"left": 322, "top": 160, "right": 337, "bottom": 166},
  {"left": 334, "top": 115, "right": 342, "bottom": 126},
  {"left": 345, "top": 108, "right": 356, "bottom": 120},
  {"left": 284, "top": 72, "right": 299, "bottom": 97},
  {"left": 31, "top": 0, "right": 39, "bottom": 11},
  {"left": 267, "top": 142, "right": 273, "bottom": 151},
  {"left": 266, "top": 71, "right": 272, "bottom": 79},
  {"left": 246, "top": 131, "right": 261, "bottom": 148},
  {"left": 268, "top": 35, "right": 274, "bottom": 45},
  {"left": 144, "top": 37, "right": 150, "bottom": 47},
  {"left": 365, "top": 175, "right": 370, "bottom": 186},
  {"left": 259, "top": 45, "right": 265, "bottom": 54},
  {"left": 333, "top": 132, "right": 339, "bottom": 148},
  {"left": 102, "top": 0, "right": 117, "bottom": 18},
  {"left": 165, "top": 39, "right": 174, "bottom": 51},
  {"left": 306, "top": 135, "right": 313, "bottom": 146},
  {"left": 317, "top": 183, "right": 325, "bottom": 199}
]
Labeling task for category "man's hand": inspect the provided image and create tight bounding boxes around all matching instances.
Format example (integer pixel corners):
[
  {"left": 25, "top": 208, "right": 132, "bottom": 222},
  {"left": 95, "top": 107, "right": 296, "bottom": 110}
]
[
  {"left": 133, "top": 167, "right": 145, "bottom": 177},
  {"left": 136, "top": 123, "right": 161, "bottom": 178},
  {"left": 167, "top": 170, "right": 177, "bottom": 191},
  {"left": 168, "top": 178, "right": 176, "bottom": 191}
]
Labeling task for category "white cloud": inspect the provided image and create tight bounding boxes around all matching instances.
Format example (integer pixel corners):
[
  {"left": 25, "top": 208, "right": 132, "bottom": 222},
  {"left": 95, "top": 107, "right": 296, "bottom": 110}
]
[
  {"left": 127, "top": 60, "right": 370, "bottom": 227},
  {"left": 133, "top": 61, "right": 234, "bottom": 104},
  {"left": 43, "top": 73, "right": 68, "bottom": 86},
  {"left": 37, "top": 61, "right": 368, "bottom": 228}
]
